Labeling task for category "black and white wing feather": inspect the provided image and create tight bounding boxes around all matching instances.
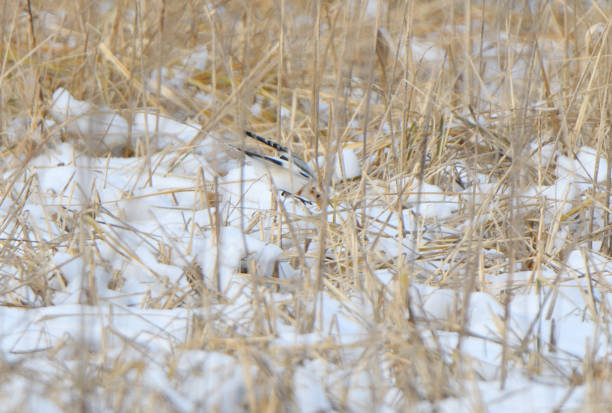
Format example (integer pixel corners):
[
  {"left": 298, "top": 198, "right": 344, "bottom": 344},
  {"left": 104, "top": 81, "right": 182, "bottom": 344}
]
[{"left": 232, "top": 131, "right": 320, "bottom": 202}]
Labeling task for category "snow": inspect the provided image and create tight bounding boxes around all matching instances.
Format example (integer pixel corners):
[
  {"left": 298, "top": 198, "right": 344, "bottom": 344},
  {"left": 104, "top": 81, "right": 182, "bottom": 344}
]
[
  {"left": 403, "top": 181, "right": 459, "bottom": 219},
  {"left": 1, "top": 129, "right": 593, "bottom": 410},
  {"left": 50, "top": 88, "right": 130, "bottom": 151},
  {"left": 293, "top": 360, "right": 333, "bottom": 412},
  {"left": 50, "top": 88, "right": 202, "bottom": 152},
  {"left": 333, "top": 147, "right": 361, "bottom": 183}
]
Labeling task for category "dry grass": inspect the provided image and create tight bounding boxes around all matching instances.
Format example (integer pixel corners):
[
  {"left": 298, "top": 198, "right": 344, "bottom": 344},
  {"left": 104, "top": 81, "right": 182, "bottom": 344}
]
[{"left": 2, "top": 0, "right": 612, "bottom": 411}]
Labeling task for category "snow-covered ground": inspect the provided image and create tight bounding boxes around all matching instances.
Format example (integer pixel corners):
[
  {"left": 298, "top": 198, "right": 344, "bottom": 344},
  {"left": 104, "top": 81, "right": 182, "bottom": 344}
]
[{"left": 2, "top": 86, "right": 608, "bottom": 411}]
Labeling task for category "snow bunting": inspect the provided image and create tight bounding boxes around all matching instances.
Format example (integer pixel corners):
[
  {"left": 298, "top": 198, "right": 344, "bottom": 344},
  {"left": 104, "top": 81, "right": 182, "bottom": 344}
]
[{"left": 233, "top": 131, "right": 321, "bottom": 204}]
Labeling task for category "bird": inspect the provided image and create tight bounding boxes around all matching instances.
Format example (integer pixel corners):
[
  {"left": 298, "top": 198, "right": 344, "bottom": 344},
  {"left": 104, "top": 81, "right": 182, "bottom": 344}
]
[{"left": 232, "top": 131, "right": 321, "bottom": 204}]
